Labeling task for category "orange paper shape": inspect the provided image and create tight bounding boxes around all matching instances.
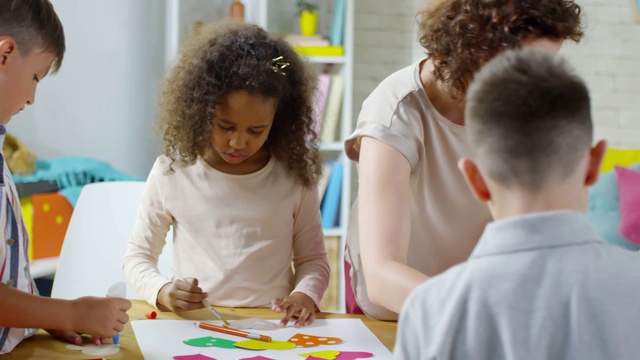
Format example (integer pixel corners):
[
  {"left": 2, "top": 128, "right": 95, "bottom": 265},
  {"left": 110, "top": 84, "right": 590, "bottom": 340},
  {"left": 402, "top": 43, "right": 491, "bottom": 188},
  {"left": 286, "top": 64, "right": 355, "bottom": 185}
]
[
  {"left": 31, "top": 192, "right": 73, "bottom": 259},
  {"left": 298, "top": 350, "right": 341, "bottom": 359},
  {"left": 233, "top": 339, "right": 296, "bottom": 351},
  {"left": 288, "top": 333, "right": 342, "bottom": 348}
]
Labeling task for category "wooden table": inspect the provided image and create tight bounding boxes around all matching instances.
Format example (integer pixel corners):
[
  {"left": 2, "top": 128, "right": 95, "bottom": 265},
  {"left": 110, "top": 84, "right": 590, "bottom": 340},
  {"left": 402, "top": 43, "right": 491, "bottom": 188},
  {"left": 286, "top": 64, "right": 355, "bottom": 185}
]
[{"left": 8, "top": 300, "right": 397, "bottom": 359}]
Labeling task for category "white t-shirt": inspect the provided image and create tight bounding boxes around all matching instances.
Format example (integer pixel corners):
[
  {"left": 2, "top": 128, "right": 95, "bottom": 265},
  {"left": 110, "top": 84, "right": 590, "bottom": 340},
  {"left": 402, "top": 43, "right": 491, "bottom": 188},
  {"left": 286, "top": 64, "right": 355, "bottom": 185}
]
[
  {"left": 123, "top": 155, "right": 330, "bottom": 309},
  {"left": 344, "top": 59, "right": 492, "bottom": 320}
]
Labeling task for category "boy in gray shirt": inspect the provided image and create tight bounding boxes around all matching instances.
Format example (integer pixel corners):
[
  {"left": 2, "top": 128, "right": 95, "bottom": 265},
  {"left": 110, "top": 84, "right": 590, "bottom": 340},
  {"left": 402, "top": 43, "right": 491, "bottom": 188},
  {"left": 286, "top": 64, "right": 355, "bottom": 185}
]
[{"left": 394, "top": 48, "right": 640, "bottom": 360}]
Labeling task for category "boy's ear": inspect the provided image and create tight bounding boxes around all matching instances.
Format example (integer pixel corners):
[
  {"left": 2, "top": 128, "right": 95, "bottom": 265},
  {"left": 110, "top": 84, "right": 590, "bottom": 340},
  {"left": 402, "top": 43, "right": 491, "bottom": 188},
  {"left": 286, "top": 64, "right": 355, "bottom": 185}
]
[
  {"left": 584, "top": 140, "right": 607, "bottom": 186},
  {"left": 0, "top": 38, "right": 17, "bottom": 68},
  {"left": 458, "top": 158, "right": 492, "bottom": 202}
]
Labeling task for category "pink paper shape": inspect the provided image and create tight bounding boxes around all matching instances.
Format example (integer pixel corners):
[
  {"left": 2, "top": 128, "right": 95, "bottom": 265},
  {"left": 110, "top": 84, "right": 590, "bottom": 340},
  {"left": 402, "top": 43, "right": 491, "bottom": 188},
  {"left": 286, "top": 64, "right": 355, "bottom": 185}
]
[
  {"left": 336, "top": 351, "right": 374, "bottom": 359},
  {"left": 615, "top": 165, "right": 640, "bottom": 244},
  {"left": 239, "top": 357, "right": 276, "bottom": 360},
  {"left": 173, "top": 354, "right": 217, "bottom": 360}
]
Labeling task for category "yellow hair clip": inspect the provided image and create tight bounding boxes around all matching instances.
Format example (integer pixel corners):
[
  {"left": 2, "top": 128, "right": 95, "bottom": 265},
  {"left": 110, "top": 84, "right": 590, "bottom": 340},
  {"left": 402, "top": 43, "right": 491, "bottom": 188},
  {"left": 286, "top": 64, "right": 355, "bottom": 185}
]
[{"left": 270, "top": 56, "right": 289, "bottom": 75}]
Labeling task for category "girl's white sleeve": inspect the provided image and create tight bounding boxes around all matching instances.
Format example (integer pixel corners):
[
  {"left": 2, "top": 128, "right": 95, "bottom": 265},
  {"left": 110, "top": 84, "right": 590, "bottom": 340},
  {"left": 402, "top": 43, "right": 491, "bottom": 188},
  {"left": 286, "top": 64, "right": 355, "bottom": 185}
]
[
  {"left": 122, "top": 158, "right": 173, "bottom": 308},
  {"left": 290, "top": 185, "right": 330, "bottom": 308}
]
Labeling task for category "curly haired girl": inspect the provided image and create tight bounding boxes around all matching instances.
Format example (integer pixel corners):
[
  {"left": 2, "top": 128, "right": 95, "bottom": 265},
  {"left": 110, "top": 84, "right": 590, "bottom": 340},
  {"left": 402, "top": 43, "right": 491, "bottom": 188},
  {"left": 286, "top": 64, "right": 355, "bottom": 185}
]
[
  {"left": 123, "top": 21, "right": 329, "bottom": 328},
  {"left": 344, "top": 0, "right": 584, "bottom": 321}
]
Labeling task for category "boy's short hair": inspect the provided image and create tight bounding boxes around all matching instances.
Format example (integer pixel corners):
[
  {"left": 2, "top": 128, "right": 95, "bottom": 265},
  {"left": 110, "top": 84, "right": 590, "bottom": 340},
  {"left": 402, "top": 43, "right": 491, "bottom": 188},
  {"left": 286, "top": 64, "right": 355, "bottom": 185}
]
[
  {"left": 0, "top": 0, "right": 65, "bottom": 72},
  {"left": 465, "top": 48, "right": 592, "bottom": 191}
]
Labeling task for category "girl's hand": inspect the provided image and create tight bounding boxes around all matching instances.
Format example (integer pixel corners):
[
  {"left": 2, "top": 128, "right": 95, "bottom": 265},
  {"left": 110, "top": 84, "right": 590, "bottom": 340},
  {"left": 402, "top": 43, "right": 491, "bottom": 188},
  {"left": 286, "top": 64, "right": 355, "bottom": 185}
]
[
  {"left": 271, "top": 292, "right": 317, "bottom": 328},
  {"left": 157, "top": 277, "right": 208, "bottom": 312}
]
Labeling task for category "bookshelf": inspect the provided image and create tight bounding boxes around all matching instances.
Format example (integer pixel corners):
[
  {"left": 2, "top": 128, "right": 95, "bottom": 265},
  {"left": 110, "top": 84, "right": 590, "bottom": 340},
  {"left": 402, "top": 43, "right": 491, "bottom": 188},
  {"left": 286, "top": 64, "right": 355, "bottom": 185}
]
[{"left": 165, "top": 0, "right": 354, "bottom": 313}]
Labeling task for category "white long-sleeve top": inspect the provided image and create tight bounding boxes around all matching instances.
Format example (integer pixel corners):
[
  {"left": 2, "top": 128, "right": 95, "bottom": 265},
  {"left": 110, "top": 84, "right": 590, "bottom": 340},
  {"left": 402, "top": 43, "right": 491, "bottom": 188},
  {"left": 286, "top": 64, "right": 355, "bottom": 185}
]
[{"left": 122, "top": 155, "right": 329, "bottom": 309}]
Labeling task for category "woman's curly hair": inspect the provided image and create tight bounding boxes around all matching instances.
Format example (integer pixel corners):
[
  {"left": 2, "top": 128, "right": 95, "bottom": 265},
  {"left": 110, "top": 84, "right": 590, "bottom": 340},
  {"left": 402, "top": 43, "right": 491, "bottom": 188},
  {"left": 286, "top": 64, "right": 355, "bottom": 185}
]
[
  {"left": 157, "top": 21, "right": 321, "bottom": 188},
  {"left": 418, "top": 0, "right": 584, "bottom": 100}
]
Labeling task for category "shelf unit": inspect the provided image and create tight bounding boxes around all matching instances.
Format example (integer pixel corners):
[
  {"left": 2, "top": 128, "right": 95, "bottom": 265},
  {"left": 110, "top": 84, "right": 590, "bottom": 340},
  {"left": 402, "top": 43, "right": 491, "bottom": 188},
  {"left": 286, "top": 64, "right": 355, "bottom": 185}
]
[{"left": 165, "top": 0, "right": 354, "bottom": 313}]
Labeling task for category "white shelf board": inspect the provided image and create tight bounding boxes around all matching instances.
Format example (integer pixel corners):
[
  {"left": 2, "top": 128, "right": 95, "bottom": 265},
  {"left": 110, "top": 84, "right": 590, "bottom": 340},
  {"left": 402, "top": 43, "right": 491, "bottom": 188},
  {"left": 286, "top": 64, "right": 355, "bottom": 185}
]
[
  {"left": 323, "top": 227, "right": 344, "bottom": 237},
  {"left": 320, "top": 142, "right": 344, "bottom": 151},
  {"left": 306, "top": 56, "right": 346, "bottom": 64}
]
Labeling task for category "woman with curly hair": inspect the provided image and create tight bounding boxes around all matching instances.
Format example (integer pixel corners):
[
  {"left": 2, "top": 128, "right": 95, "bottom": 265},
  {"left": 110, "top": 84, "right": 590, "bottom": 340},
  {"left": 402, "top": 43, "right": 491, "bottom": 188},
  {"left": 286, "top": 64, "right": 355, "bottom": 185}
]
[
  {"left": 344, "top": 0, "right": 584, "bottom": 320},
  {"left": 123, "top": 21, "right": 329, "bottom": 328}
]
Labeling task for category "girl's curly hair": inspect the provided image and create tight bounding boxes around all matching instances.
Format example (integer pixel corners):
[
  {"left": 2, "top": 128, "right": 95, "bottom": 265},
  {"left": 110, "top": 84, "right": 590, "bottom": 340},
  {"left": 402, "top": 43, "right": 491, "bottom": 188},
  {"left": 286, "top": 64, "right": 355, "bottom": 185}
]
[
  {"left": 157, "top": 21, "right": 321, "bottom": 188},
  {"left": 418, "top": 0, "right": 584, "bottom": 100}
]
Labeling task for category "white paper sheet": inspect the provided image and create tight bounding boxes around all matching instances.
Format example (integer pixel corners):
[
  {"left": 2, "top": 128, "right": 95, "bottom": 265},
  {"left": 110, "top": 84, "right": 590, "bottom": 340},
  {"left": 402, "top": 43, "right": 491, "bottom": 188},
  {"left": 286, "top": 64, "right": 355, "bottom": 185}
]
[{"left": 131, "top": 318, "right": 393, "bottom": 360}]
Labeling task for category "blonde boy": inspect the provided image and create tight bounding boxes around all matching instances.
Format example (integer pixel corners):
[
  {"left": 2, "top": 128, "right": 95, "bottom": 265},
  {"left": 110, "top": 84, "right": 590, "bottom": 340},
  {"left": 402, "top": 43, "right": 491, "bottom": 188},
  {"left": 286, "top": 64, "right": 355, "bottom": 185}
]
[
  {"left": 0, "top": 0, "right": 130, "bottom": 353},
  {"left": 394, "top": 48, "right": 640, "bottom": 359}
]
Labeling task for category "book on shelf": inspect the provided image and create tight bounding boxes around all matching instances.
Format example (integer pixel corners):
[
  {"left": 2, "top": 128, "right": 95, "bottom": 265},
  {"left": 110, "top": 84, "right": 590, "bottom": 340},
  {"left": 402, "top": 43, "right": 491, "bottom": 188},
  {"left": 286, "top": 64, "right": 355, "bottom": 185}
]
[
  {"left": 320, "top": 161, "right": 343, "bottom": 229},
  {"left": 294, "top": 45, "right": 344, "bottom": 57},
  {"left": 329, "top": 0, "right": 346, "bottom": 46},
  {"left": 312, "top": 73, "right": 332, "bottom": 136},
  {"left": 320, "top": 74, "right": 344, "bottom": 143}
]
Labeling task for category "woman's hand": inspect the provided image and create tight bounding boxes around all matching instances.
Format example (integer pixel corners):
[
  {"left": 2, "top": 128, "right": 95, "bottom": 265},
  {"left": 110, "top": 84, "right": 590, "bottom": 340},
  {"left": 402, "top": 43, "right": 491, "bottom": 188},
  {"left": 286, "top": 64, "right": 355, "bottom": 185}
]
[{"left": 271, "top": 292, "right": 317, "bottom": 328}]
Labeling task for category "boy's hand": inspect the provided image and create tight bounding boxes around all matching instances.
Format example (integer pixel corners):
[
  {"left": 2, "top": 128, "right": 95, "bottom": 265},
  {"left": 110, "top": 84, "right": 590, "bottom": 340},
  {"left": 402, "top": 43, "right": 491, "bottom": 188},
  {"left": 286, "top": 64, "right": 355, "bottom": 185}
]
[
  {"left": 271, "top": 292, "right": 317, "bottom": 328},
  {"left": 46, "top": 329, "right": 109, "bottom": 346},
  {"left": 157, "top": 278, "right": 208, "bottom": 312},
  {"left": 69, "top": 297, "right": 131, "bottom": 338},
  {"left": 46, "top": 329, "right": 82, "bottom": 345}
]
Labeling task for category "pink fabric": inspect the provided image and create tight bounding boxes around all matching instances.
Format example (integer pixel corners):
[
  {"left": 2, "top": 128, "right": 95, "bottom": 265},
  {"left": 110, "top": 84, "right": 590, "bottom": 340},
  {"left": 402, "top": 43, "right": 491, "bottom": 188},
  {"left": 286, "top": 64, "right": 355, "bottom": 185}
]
[
  {"left": 615, "top": 165, "right": 640, "bottom": 245},
  {"left": 344, "top": 259, "right": 364, "bottom": 315}
]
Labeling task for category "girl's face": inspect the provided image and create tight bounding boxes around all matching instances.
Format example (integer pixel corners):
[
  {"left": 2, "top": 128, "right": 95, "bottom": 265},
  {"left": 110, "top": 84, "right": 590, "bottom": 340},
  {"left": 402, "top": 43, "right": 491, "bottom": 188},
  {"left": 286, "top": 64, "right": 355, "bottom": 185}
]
[{"left": 209, "top": 91, "right": 277, "bottom": 172}]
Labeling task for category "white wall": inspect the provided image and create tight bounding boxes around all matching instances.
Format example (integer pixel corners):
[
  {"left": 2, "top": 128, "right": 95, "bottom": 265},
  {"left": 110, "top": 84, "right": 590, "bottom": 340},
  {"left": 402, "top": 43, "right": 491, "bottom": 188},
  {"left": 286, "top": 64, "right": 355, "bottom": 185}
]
[
  {"left": 353, "top": 0, "right": 420, "bottom": 123},
  {"left": 9, "top": 0, "right": 166, "bottom": 178},
  {"left": 561, "top": 0, "right": 640, "bottom": 149}
]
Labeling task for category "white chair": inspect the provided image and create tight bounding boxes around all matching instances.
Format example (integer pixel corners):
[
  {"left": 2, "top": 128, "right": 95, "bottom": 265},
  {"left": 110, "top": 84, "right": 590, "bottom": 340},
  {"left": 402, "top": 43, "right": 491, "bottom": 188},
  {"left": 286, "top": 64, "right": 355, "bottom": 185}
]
[{"left": 50, "top": 181, "right": 173, "bottom": 300}]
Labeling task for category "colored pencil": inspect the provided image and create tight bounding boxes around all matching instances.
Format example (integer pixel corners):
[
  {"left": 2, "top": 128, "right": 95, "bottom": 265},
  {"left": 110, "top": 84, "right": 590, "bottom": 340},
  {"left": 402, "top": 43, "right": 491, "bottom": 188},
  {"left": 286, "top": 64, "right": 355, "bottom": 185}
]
[{"left": 194, "top": 321, "right": 272, "bottom": 342}]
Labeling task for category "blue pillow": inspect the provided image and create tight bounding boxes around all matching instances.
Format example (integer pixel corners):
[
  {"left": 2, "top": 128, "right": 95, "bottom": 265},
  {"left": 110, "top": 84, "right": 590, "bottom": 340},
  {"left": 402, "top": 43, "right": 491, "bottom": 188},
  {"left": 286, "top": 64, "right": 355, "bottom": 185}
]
[{"left": 587, "top": 162, "right": 640, "bottom": 250}]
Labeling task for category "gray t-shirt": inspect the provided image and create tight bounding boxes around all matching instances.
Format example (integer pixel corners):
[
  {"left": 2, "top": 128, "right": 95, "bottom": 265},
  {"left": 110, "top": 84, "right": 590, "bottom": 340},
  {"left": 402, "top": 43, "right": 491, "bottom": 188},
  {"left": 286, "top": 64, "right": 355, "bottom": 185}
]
[
  {"left": 395, "top": 211, "right": 640, "bottom": 359},
  {"left": 344, "top": 59, "right": 492, "bottom": 320}
]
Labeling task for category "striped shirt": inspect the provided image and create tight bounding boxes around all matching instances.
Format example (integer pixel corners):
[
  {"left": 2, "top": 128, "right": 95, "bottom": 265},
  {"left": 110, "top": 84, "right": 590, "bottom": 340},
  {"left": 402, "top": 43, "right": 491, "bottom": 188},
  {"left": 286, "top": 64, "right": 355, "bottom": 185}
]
[{"left": 0, "top": 126, "right": 38, "bottom": 354}]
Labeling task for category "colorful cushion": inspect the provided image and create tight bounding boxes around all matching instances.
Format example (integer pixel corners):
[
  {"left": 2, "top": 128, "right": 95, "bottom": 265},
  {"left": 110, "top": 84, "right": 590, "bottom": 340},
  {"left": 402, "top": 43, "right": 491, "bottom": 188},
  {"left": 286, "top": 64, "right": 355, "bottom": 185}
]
[
  {"left": 615, "top": 165, "right": 640, "bottom": 245},
  {"left": 587, "top": 162, "right": 640, "bottom": 250},
  {"left": 600, "top": 148, "right": 640, "bottom": 174}
]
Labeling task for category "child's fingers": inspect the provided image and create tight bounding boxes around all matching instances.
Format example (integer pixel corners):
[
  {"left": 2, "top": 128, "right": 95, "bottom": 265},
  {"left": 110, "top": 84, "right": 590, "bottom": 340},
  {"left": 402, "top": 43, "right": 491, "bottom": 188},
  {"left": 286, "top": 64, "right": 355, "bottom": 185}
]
[
  {"left": 271, "top": 298, "right": 285, "bottom": 312},
  {"left": 176, "top": 278, "right": 202, "bottom": 292},
  {"left": 46, "top": 329, "right": 82, "bottom": 345},
  {"left": 92, "top": 336, "right": 108, "bottom": 345},
  {"left": 278, "top": 304, "right": 296, "bottom": 327},
  {"left": 184, "top": 277, "right": 199, "bottom": 287},
  {"left": 294, "top": 307, "right": 315, "bottom": 327},
  {"left": 172, "top": 297, "right": 205, "bottom": 311}
]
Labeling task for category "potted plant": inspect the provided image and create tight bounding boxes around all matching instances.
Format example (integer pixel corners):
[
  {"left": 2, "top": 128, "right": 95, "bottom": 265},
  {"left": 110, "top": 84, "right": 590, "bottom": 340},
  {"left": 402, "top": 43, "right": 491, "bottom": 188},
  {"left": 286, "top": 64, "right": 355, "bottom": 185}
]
[{"left": 297, "top": 0, "right": 318, "bottom": 36}]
